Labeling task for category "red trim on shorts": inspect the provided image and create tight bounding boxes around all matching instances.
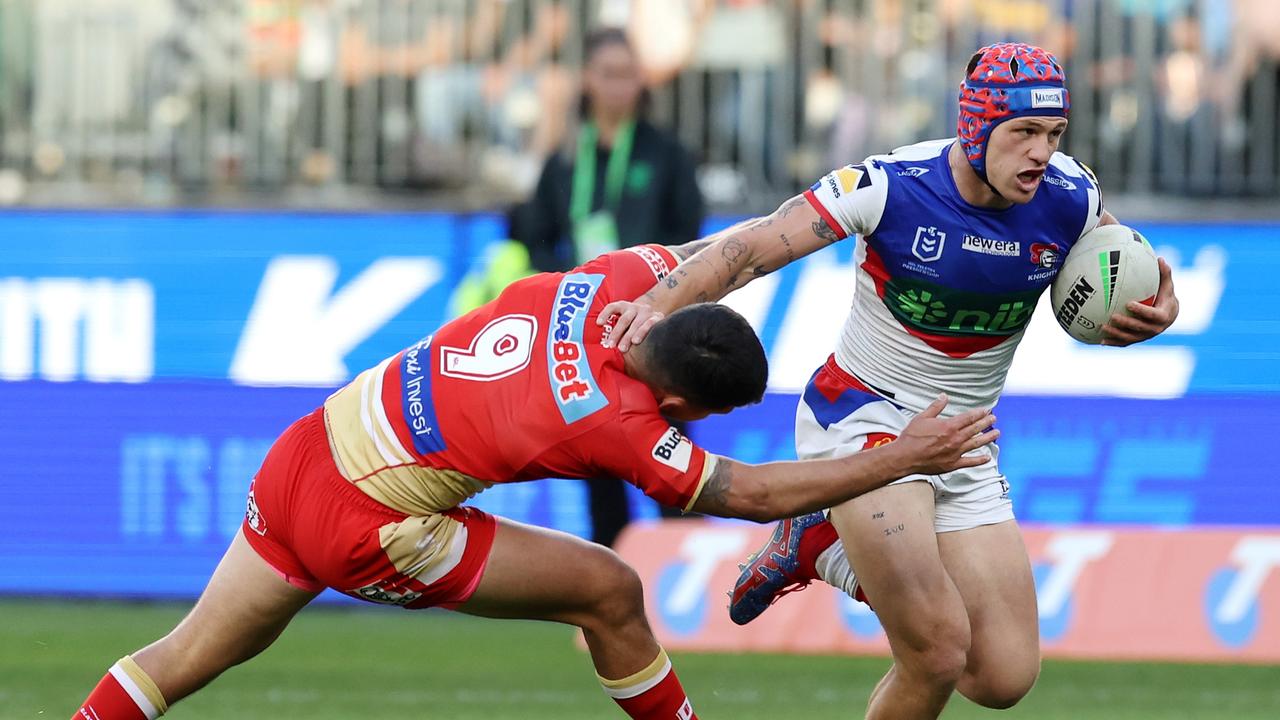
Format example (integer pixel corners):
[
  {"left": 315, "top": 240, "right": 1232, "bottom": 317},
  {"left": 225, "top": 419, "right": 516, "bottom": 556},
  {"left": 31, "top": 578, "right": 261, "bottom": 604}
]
[
  {"left": 435, "top": 507, "right": 498, "bottom": 609},
  {"left": 821, "top": 355, "right": 876, "bottom": 396},
  {"left": 803, "top": 189, "right": 849, "bottom": 240},
  {"left": 260, "top": 558, "right": 326, "bottom": 593}
]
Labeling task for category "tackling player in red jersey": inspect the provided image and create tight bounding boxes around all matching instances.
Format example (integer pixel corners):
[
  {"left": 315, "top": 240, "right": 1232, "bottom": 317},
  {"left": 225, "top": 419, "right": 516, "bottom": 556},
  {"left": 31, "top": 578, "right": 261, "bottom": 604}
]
[{"left": 73, "top": 242, "right": 996, "bottom": 720}]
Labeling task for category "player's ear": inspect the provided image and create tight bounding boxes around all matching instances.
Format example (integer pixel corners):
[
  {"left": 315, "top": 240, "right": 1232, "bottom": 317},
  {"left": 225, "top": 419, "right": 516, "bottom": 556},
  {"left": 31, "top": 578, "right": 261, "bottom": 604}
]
[
  {"left": 657, "top": 395, "right": 707, "bottom": 422},
  {"left": 656, "top": 394, "right": 690, "bottom": 417}
]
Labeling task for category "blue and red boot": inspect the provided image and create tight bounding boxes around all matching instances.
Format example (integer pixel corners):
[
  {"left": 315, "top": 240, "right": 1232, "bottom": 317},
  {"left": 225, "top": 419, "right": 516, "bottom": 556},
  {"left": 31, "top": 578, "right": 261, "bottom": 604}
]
[{"left": 728, "top": 511, "right": 840, "bottom": 625}]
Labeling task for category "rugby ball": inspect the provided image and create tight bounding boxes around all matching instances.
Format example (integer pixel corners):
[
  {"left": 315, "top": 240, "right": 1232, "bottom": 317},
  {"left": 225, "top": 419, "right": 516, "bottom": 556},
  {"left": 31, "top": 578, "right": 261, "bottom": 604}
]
[{"left": 1050, "top": 224, "right": 1159, "bottom": 344}]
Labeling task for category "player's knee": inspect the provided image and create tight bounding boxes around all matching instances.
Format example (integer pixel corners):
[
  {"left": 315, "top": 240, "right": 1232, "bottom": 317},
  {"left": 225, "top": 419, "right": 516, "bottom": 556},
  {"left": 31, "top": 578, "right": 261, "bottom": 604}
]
[
  {"left": 579, "top": 548, "right": 646, "bottom": 628},
  {"left": 961, "top": 662, "right": 1039, "bottom": 709},
  {"left": 896, "top": 614, "right": 971, "bottom": 689},
  {"left": 914, "top": 641, "right": 970, "bottom": 689}
]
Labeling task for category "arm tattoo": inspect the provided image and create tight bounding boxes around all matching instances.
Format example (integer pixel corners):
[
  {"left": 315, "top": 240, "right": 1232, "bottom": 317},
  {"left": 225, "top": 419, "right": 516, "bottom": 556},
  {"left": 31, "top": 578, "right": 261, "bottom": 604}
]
[
  {"left": 780, "top": 233, "right": 796, "bottom": 264},
  {"left": 670, "top": 237, "right": 716, "bottom": 261},
  {"left": 811, "top": 218, "right": 841, "bottom": 245},
  {"left": 721, "top": 237, "right": 748, "bottom": 266},
  {"left": 776, "top": 196, "right": 806, "bottom": 218},
  {"left": 664, "top": 274, "right": 680, "bottom": 289},
  {"left": 694, "top": 458, "right": 734, "bottom": 515}
]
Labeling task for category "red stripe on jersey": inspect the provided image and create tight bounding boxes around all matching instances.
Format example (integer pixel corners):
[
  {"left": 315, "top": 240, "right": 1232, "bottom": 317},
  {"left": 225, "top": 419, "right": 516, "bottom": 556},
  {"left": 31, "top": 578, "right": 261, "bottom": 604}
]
[
  {"left": 860, "top": 246, "right": 1011, "bottom": 358},
  {"left": 803, "top": 189, "right": 849, "bottom": 240}
]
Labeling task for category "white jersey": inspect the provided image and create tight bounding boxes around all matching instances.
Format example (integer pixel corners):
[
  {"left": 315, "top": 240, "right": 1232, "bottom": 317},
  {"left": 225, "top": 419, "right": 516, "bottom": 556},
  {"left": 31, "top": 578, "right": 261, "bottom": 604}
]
[{"left": 802, "top": 138, "right": 1103, "bottom": 413}]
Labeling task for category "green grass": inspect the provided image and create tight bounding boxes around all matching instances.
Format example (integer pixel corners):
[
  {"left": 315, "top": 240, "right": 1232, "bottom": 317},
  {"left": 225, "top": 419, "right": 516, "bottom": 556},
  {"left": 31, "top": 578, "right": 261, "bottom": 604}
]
[{"left": 3, "top": 599, "right": 1277, "bottom": 719}]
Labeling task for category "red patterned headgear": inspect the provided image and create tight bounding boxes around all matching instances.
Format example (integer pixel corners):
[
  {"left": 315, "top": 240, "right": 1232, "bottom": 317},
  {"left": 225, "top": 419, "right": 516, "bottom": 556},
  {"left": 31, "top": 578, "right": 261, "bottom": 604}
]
[{"left": 958, "top": 43, "right": 1069, "bottom": 181}]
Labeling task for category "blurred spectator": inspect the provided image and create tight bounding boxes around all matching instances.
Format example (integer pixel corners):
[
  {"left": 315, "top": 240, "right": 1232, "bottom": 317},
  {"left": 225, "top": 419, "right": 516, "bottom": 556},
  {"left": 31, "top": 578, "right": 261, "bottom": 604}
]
[
  {"left": 470, "top": 1, "right": 576, "bottom": 196},
  {"left": 338, "top": 0, "right": 436, "bottom": 184},
  {"left": 1221, "top": 0, "right": 1280, "bottom": 155},
  {"left": 513, "top": 27, "right": 705, "bottom": 547},
  {"left": 515, "top": 27, "right": 704, "bottom": 272}
]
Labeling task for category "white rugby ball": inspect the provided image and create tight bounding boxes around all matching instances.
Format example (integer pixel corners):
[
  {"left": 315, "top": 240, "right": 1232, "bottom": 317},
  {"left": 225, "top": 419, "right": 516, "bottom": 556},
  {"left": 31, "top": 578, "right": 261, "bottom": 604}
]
[{"left": 1050, "top": 224, "right": 1159, "bottom": 344}]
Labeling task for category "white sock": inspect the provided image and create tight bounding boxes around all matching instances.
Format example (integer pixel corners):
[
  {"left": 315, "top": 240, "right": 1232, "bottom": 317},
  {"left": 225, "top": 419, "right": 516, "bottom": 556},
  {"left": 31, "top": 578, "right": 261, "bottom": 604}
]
[{"left": 814, "top": 539, "right": 859, "bottom": 599}]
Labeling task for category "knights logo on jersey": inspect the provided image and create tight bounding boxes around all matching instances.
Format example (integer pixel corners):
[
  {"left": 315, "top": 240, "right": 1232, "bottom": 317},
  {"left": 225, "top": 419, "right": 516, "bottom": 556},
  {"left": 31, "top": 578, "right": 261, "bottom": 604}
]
[
  {"left": 1031, "top": 242, "right": 1060, "bottom": 269},
  {"left": 911, "top": 226, "right": 947, "bottom": 263}
]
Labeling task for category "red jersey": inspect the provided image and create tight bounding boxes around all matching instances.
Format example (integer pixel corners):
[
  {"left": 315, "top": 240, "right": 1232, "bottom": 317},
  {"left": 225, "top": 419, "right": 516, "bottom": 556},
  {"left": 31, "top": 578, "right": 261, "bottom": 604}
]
[{"left": 322, "top": 245, "right": 717, "bottom": 516}]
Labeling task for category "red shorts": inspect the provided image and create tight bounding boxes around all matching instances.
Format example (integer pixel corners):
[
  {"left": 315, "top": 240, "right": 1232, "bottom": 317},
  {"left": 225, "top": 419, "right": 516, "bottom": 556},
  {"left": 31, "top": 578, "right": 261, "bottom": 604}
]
[{"left": 242, "top": 408, "right": 497, "bottom": 609}]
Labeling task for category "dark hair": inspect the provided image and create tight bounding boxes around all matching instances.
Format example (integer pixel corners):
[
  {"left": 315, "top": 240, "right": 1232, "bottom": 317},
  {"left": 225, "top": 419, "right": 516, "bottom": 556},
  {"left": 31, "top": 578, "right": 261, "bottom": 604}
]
[
  {"left": 577, "top": 27, "right": 649, "bottom": 119},
  {"left": 642, "top": 303, "right": 768, "bottom": 409}
]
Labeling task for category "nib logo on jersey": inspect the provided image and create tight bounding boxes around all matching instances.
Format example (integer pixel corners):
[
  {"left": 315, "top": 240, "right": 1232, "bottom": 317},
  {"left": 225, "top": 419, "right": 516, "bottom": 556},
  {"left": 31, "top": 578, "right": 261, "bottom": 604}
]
[
  {"left": 549, "top": 273, "right": 608, "bottom": 423},
  {"left": 885, "top": 279, "right": 1039, "bottom": 337}
]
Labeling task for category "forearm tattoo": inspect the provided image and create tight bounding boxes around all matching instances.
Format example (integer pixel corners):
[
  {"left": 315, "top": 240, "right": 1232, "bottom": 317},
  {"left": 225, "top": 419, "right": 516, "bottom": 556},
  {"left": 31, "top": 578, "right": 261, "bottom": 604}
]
[
  {"left": 694, "top": 459, "right": 734, "bottom": 516},
  {"left": 812, "top": 218, "right": 841, "bottom": 245}
]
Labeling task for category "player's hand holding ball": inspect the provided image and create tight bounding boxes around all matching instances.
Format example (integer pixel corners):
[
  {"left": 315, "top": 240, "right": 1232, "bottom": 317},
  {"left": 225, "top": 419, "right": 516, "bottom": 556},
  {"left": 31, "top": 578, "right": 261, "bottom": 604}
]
[
  {"left": 1050, "top": 223, "right": 1180, "bottom": 346},
  {"left": 895, "top": 395, "right": 999, "bottom": 475}
]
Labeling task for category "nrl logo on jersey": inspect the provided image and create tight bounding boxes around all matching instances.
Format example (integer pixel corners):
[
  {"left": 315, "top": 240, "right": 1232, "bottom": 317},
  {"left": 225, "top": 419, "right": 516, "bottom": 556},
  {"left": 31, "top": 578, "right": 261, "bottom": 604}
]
[
  {"left": 897, "top": 167, "right": 930, "bottom": 178},
  {"left": 911, "top": 226, "right": 946, "bottom": 263}
]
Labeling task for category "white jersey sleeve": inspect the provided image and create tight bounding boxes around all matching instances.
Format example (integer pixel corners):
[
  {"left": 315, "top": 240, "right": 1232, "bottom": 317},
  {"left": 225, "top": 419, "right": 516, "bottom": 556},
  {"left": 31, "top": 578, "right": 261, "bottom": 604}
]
[
  {"left": 1048, "top": 152, "right": 1105, "bottom": 240},
  {"left": 803, "top": 160, "right": 890, "bottom": 240}
]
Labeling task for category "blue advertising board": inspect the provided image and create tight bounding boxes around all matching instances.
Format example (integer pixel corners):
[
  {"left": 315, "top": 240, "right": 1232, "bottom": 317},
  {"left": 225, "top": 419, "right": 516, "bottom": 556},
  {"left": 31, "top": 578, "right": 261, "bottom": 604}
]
[{"left": 0, "top": 210, "right": 1276, "bottom": 600}]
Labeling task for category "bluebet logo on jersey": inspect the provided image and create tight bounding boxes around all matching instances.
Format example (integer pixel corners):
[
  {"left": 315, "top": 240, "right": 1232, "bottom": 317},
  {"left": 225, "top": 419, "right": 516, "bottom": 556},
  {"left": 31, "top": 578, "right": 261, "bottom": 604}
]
[
  {"left": 549, "top": 273, "right": 608, "bottom": 423},
  {"left": 911, "top": 226, "right": 946, "bottom": 262},
  {"left": 962, "top": 234, "right": 1020, "bottom": 257}
]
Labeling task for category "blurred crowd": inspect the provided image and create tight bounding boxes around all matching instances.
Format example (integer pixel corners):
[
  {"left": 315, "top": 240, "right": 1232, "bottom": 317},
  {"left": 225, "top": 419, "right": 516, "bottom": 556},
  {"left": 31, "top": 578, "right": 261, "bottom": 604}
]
[{"left": 0, "top": 0, "right": 1277, "bottom": 205}]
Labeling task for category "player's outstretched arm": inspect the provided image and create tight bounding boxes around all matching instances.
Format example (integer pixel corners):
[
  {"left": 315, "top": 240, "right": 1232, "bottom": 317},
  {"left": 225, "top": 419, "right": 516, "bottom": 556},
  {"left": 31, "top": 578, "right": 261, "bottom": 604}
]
[
  {"left": 689, "top": 396, "right": 998, "bottom": 522},
  {"left": 600, "top": 194, "right": 836, "bottom": 351}
]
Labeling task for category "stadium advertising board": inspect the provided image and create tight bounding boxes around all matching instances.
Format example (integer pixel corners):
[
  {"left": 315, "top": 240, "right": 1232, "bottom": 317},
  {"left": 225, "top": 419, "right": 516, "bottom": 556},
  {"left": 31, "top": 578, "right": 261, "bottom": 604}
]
[
  {"left": 1, "top": 210, "right": 1276, "bottom": 660},
  {"left": 0, "top": 210, "right": 1268, "bottom": 396},
  {"left": 614, "top": 521, "right": 1280, "bottom": 663}
]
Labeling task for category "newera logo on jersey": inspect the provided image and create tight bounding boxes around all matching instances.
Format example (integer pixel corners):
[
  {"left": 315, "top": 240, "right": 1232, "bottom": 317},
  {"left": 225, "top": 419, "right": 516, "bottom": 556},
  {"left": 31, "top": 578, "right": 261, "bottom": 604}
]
[{"left": 652, "top": 426, "right": 693, "bottom": 472}]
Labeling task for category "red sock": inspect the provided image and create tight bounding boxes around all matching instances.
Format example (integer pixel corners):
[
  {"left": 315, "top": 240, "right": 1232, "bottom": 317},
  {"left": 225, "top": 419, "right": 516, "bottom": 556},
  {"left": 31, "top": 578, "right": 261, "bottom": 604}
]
[
  {"left": 73, "top": 657, "right": 165, "bottom": 720},
  {"left": 795, "top": 516, "right": 840, "bottom": 581},
  {"left": 599, "top": 649, "right": 697, "bottom": 720}
]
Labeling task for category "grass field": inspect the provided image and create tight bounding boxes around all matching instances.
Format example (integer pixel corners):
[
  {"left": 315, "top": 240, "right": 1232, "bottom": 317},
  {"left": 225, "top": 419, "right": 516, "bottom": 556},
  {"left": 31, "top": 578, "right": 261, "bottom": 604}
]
[{"left": 4, "top": 599, "right": 1277, "bottom": 720}]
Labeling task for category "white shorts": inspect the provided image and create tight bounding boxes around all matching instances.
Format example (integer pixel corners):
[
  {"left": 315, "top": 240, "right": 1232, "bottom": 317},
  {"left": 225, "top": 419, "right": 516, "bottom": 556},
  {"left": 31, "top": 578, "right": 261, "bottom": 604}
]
[{"left": 795, "top": 356, "right": 1012, "bottom": 533}]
